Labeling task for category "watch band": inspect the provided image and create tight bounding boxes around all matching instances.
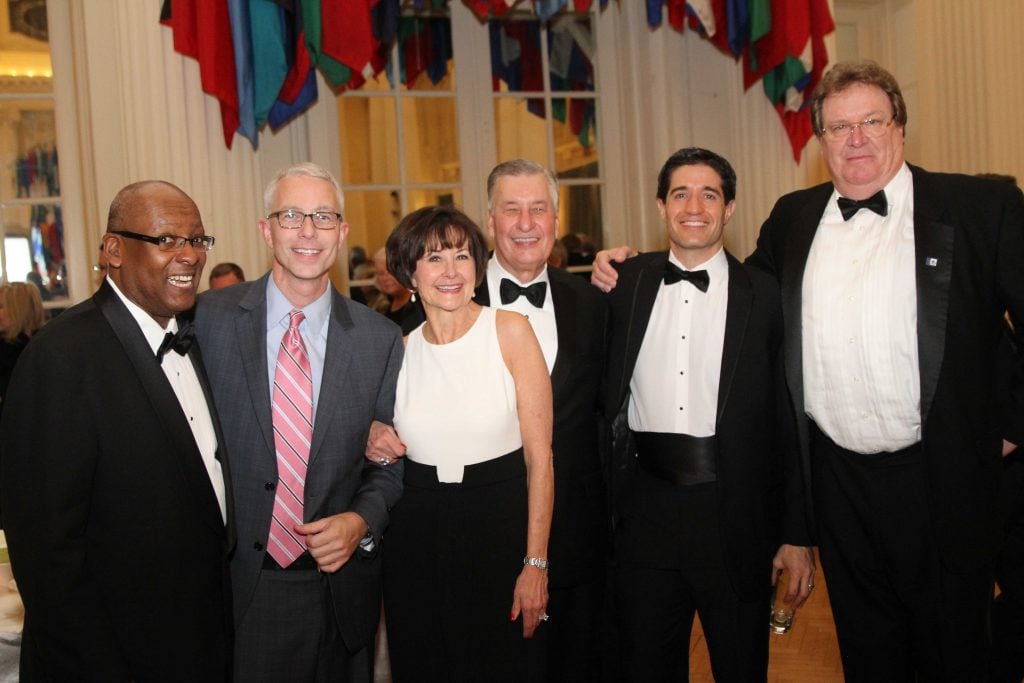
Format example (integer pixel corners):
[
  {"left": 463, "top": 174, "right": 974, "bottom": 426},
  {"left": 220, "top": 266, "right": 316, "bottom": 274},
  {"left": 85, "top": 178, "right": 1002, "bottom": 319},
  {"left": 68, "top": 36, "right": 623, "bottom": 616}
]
[{"left": 523, "top": 556, "right": 549, "bottom": 570}]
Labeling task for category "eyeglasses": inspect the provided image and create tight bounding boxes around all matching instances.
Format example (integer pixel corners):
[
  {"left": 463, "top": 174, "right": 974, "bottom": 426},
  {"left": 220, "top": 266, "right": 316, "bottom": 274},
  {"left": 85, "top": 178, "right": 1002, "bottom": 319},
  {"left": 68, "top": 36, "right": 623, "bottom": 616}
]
[
  {"left": 112, "top": 230, "right": 215, "bottom": 252},
  {"left": 268, "top": 209, "right": 343, "bottom": 230},
  {"left": 822, "top": 116, "right": 894, "bottom": 141}
]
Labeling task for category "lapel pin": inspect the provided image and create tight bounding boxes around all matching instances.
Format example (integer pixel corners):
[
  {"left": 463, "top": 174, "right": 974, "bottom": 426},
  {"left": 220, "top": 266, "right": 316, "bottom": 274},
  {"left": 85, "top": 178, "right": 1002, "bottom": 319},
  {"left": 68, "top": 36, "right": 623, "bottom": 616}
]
[{"left": 925, "top": 257, "right": 938, "bottom": 267}]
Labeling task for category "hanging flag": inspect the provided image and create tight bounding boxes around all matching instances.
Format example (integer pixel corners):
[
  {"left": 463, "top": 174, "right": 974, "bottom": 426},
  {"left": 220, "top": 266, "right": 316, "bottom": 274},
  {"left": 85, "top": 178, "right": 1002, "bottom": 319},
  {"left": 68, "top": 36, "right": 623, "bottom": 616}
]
[
  {"left": 742, "top": 0, "right": 833, "bottom": 160},
  {"left": 250, "top": 2, "right": 290, "bottom": 128},
  {"left": 269, "top": 68, "right": 319, "bottom": 129},
  {"left": 322, "top": 1, "right": 379, "bottom": 80},
  {"left": 227, "top": 0, "right": 258, "bottom": 148},
  {"left": 302, "top": 0, "right": 355, "bottom": 87},
  {"left": 161, "top": 0, "right": 240, "bottom": 148}
]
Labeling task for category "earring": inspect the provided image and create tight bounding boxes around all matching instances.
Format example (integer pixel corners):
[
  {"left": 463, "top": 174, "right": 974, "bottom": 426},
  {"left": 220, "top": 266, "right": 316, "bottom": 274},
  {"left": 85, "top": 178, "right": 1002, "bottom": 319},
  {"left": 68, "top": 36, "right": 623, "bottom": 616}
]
[{"left": 410, "top": 289, "right": 417, "bottom": 303}]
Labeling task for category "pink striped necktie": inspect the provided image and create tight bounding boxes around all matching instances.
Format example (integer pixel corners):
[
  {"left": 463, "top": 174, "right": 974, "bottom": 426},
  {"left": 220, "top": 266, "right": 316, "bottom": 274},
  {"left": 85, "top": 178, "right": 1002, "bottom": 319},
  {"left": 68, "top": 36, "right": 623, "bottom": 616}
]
[{"left": 268, "top": 309, "right": 313, "bottom": 568}]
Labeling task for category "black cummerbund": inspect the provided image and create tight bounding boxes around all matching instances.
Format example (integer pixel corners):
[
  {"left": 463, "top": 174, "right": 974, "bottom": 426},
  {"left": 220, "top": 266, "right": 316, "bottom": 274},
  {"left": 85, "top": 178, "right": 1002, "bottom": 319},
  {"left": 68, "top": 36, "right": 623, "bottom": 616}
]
[{"left": 633, "top": 431, "right": 717, "bottom": 486}]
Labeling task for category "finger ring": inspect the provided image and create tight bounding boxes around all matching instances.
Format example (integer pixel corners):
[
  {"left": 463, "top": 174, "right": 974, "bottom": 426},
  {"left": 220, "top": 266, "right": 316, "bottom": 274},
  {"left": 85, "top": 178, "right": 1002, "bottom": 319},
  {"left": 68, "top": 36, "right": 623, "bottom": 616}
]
[
  {"left": 539, "top": 613, "right": 549, "bottom": 621},
  {"left": 808, "top": 582, "right": 814, "bottom": 589},
  {"left": 380, "top": 457, "right": 390, "bottom": 466}
]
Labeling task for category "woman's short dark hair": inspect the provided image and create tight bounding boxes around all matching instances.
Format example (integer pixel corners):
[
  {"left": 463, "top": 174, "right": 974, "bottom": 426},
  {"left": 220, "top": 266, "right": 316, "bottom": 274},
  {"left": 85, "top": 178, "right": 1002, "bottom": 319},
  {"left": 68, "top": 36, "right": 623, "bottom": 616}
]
[{"left": 386, "top": 206, "right": 489, "bottom": 290}]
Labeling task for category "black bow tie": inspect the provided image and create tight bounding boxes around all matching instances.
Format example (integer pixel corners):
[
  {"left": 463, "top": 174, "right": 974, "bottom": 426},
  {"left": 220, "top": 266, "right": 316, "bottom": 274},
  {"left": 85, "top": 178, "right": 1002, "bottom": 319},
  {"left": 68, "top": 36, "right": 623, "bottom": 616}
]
[
  {"left": 663, "top": 262, "right": 710, "bottom": 292},
  {"left": 157, "top": 321, "right": 194, "bottom": 363},
  {"left": 837, "top": 190, "right": 888, "bottom": 221},
  {"left": 499, "top": 278, "right": 547, "bottom": 308}
]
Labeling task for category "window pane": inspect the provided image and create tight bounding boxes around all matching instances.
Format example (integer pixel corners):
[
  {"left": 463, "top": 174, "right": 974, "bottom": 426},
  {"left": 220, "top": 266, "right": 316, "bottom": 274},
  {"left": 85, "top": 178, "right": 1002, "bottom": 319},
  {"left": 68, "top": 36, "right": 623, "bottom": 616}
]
[
  {"left": 1, "top": 202, "right": 66, "bottom": 299},
  {"left": 547, "top": 16, "right": 595, "bottom": 93},
  {"left": 339, "top": 97, "right": 399, "bottom": 185},
  {"left": 407, "top": 187, "right": 462, "bottom": 213},
  {"left": 402, "top": 97, "right": 459, "bottom": 184},
  {"left": 557, "top": 181, "right": 602, "bottom": 257},
  {"left": 489, "top": 18, "right": 542, "bottom": 94},
  {"left": 395, "top": 16, "right": 454, "bottom": 92},
  {"left": 494, "top": 96, "right": 549, "bottom": 166},
  {"left": 553, "top": 97, "right": 598, "bottom": 178},
  {"left": 343, "top": 190, "right": 402, "bottom": 258},
  {"left": 0, "top": 102, "right": 58, "bottom": 199}
]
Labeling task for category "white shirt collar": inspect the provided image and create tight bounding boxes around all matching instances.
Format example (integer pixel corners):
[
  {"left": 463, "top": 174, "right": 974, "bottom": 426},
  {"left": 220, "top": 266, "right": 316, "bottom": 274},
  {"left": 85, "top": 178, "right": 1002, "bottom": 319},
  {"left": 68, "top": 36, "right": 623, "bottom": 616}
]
[
  {"left": 105, "top": 276, "right": 178, "bottom": 353},
  {"left": 487, "top": 256, "right": 550, "bottom": 287}
]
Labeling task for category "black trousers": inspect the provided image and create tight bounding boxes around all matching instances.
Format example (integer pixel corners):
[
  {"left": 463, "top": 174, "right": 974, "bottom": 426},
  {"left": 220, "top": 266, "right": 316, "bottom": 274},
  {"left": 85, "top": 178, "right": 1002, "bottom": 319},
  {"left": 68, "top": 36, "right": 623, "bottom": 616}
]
[
  {"left": 613, "top": 472, "right": 768, "bottom": 682},
  {"left": 993, "top": 450, "right": 1024, "bottom": 683},
  {"left": 811, "top": 425, "right": 993, "bottom": 682},
  {"left": 383, "top": 452, "right": 545, "bottom": 683}
]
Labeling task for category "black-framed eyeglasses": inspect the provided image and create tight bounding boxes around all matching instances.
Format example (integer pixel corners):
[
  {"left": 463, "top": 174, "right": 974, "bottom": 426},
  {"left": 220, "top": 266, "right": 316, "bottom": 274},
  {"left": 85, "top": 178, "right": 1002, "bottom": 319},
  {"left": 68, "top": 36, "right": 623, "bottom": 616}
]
[
  {"left": 112, "top": 230, "right": 215, "bottom": 252},
  {"left": 268, "top": 209, "right": 343, "bottom": 230}
]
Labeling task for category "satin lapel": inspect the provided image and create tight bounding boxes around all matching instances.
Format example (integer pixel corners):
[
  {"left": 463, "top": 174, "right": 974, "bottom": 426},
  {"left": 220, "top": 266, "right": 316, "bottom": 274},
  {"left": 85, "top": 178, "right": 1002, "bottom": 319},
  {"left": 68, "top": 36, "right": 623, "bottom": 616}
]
[
  {"left": 95, "top": 283, "right": 225, "bottom": 534},
  {"left": 548, "top": 270, "right": 576, "bottom": 395},
  {"left": 717, "top": 254, "right": 752, "bottom": 422},
  {"left": 615, "top": 253, "right": 666, "bottom": 411},
  {"left": 188, "top": 338, "right": 236, "bottom": 546},
  {"left": 911, "top": 168, "right": 954, "bottom": 425},
  {"left": 474, "top": 281, "right": 492, "bottom": 307},
  {"left": 308, "top": 288, "right": 355, "bottom": 466},
  {"left": 781, "top": 186, "right": 833, "bottom": 415},
  {"left": 236, "top": 280, "right": 274, "bottom": 460}
]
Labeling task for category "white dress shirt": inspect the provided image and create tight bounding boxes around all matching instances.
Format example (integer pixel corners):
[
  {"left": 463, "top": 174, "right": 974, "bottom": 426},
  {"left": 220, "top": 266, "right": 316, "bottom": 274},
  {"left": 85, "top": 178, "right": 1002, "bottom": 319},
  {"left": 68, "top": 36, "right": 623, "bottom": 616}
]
[
  {"left": 628, "top": 248, "right": 728, "bottom": 436},
  {"left": 486, "top": 257, "right": 558, "bottom": 373},
  {"left": 107, "top": 277, "right": 227, "bottom": 522},
  {"left": 802, "top": 163, "right": 921, "bottom": 453}
]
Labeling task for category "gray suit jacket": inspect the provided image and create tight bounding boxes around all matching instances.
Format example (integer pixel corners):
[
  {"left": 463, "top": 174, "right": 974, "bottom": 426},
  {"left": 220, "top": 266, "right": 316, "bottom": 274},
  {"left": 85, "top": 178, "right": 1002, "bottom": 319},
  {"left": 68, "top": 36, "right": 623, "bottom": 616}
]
[{"left": 194, "top": 273, "right": 404, "bottom": 651}]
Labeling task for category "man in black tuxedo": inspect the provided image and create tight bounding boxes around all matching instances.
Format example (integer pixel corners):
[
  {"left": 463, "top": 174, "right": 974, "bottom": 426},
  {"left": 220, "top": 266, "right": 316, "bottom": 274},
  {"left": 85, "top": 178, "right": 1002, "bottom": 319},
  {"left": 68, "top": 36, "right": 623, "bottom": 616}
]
[
  {"left": 605, "top": 148, "right": 814, "bottom": 681},
  {"left": 470, "top": 158, "right": 608, "bottom": 680},
  {"left": 0, "top": 181, "right": 234, "bottom": 681},
  {"left": 745, "top": 61, "right": 1024, "bottom": 680}
]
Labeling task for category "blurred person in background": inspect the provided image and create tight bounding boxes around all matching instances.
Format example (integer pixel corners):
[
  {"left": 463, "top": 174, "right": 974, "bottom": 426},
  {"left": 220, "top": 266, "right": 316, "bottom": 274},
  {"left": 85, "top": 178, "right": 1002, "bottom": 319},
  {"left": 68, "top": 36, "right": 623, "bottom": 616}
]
[
  {"left": 208, "top": 262, "right": 245, "bottom": 289},
  {"left": 0, "top": 282, "right": 46, "bottom": 413}
]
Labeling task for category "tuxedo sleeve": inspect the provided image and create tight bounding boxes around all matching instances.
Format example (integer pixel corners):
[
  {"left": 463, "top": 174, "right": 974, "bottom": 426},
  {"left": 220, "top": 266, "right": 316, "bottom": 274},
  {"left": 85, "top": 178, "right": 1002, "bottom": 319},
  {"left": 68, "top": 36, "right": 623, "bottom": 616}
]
[
  {"left": 0, "top": 341, "right": 128, "bottom": 679},
  {"left": 996, "top": 187, "right": 1024, "bottom": 442}
]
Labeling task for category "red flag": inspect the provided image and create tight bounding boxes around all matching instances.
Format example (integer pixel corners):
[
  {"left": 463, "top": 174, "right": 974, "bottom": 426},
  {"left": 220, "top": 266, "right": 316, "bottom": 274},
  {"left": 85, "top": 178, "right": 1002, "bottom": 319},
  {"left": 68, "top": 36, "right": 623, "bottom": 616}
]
[
  {"left": 163, "top": 0, "right": 240, "bottom": 148},
  {"left": 467, "top": 1, "right": 512, "bottom": 20},
  {"left": 322, "top": 1, "right": 378, "bottom": 77},
  {"left": 743, "top": 0, "right": 833, "bottom": 160}
]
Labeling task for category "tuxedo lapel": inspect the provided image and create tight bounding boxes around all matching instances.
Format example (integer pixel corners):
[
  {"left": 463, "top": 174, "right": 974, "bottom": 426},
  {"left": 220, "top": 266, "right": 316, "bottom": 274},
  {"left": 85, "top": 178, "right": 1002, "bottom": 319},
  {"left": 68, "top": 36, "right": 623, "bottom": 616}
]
[
  {"left": 308, "top": 289, "right": 356, "bottom": 466},
  {"left": 548, "top": 270, "right": 576, "bottom": 395},
  {"left": 717, "top": 254, "right": 752, "bottom": 422},
  {"left": 910, "top": 167, "right": 954, "bottom": 425},
  {"left": 474, "top": 281, "right": 492, "bottom": 307},
  {"left": 613, "top": 253, "right": 666, "bottom": 412},
  {"left": 189, "top": 339, "right": 237, "bottom": 548},
  {"left": 781, "top": 185, "right": 833, "bottom": 415},
  {"left": 95, "top": 283, "right": 225, "bottom": 534}
]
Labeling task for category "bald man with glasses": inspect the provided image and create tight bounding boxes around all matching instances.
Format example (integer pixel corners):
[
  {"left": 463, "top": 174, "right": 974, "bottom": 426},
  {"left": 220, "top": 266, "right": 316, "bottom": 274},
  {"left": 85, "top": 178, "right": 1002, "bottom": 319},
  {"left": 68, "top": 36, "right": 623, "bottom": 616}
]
[{"left": 1, "top": 180, "right": 234, "bottom": 681}]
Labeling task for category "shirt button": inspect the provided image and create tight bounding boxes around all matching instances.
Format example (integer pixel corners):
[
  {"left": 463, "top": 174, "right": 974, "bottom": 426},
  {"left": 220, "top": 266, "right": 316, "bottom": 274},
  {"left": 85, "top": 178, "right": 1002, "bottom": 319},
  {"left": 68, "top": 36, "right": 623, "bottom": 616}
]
[
  {"left": 679, "top": 406, "right": 684, "bottom": 411},
  {"left": 681, "top": 335, "right": 687, "bottom": 340},
  {"left": 848, "top": 337, "right": 855, "bottom": 344}
]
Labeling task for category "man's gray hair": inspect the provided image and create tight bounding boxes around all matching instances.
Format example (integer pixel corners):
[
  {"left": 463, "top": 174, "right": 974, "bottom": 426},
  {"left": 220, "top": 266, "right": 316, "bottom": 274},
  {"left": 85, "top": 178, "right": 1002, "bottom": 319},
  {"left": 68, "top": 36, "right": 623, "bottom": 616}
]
[
  {"left": 486, "top": 159, "right": 559, "bottom": 212},
  {"left": 263, "top": 162, "right": 345, "bottom": 216}
]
